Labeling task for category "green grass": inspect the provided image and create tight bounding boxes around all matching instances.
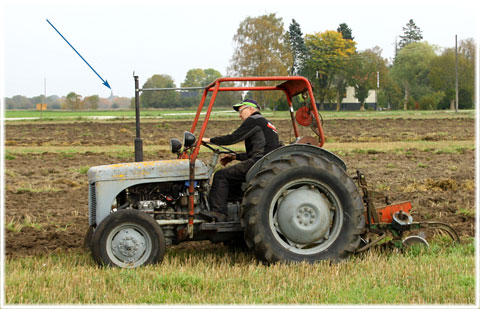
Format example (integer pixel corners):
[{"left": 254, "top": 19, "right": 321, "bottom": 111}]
[
  {"left": 15, "top": 185, "right": 61, "bottom": 194},
  {"left": 6, "top": 215, "right": 43, "bottom": 232},
  {"left": 5, "top": 109, "right": 475, "bottom": 121},
  {"left": 5, "top": 153, "right": 16, "bottom": 160},
  {"left": 4, "top": 140, "right": 475, "bottom": 158},
  {"left": 5, "top": 109, "right": 238, "bottom": 120},
  {"left": 76, "top": 166, "right": 90, "bottom": 175},
  {"left": 4, "top": 240, "right": 475, "bottom": 305}
]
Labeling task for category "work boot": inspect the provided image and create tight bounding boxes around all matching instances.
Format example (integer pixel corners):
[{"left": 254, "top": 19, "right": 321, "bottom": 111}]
[{"left": 198, "top": 210, "right": 228, "bottom": 222}]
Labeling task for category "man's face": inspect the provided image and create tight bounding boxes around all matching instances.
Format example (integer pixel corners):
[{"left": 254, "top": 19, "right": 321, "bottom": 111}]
[{"left": 238, "top": 106, "right": 253, "bottom": 121}]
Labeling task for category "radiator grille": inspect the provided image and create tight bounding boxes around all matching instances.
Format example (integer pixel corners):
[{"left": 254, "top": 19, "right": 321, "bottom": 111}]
[{"left": 89, "top": 183, "right": 97, "bottom": 226}]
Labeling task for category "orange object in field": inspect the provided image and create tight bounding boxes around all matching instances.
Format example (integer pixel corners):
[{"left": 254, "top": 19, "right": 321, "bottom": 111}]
[{"left": 375, "top": 202, "right": 412, "bottom": 223}]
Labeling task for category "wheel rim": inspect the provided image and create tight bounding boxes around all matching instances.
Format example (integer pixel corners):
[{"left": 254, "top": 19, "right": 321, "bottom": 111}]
[
  {"left": 402, "top": 235, "right": 429, "bottom": 248},
  {"left": 269, "top": 178, "right": 344, "bottom": 255},
  {"left": 106, "top": 223, "right": 152, "bottom": 268}
]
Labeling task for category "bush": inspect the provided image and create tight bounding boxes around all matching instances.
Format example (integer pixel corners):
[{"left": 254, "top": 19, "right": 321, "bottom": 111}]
[
  {"left": 418, "top": 91, "right": 445, "bottom": 110},
  {"left": 459, "top": 89, "right": 473, "bottom": 109}
]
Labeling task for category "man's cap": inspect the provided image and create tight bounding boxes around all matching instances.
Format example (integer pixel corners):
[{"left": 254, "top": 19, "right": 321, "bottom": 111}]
[{"left": 233, "top": 99, "right": 260, "bottom": 111}]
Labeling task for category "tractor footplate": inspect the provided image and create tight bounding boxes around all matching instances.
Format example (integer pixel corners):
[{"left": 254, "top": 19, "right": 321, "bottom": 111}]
[{"left": 200, "top": 222, "right": 243, "bottom": 233}]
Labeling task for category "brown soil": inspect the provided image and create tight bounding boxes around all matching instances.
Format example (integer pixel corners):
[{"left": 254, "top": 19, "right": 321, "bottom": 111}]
[{"left": 4, "top": 118, "right": 475, "bottom": 257}]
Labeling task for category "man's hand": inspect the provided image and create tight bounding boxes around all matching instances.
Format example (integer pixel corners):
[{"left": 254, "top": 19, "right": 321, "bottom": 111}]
[
  {"left": 220, "top": 154, "right": 236, "bottom": 166},
  {"left": 202, "top": 137, "right": 211, "bottom": 143}
]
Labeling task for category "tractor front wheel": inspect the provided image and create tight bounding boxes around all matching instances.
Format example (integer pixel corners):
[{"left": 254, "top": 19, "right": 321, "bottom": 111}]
[
  {"left": 91, "top": 209, "right": 166, "bottom": 268},
  {"left": 242, "top": 154, "right": 364, "bottom": 263}
]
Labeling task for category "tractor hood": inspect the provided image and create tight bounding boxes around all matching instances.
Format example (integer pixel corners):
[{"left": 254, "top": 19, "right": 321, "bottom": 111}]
[{"left": 88, "top": 159, "right": 209, "bottom": 183}]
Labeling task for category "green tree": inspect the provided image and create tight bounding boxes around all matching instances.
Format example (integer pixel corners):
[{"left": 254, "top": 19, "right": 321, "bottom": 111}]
[
  {"left": 64, "top": 92, "right": 83, "bottom": 110},
  {"left": 181, "top": 68, "right": 222, "bottom": 88},
  {"left": 140, "top": 74, "right": 177, "bottom": 108},
  {"left": 84, "top": 95, "right": 100, "bottom": 110},
  {"left": 337, "top": 23, "right": 354, "bottom": 40},
  {"left": 399, "top": 19, "right": 423, "bottom": 48},
  {"left": 304, "top": 30, "right": 356, "bottom": 110},
  {"left": 350, "top": 51, "right": 377, "bottom": 109},
  {"left": 429, "top": 41, "right": 475, "bottom": 110},
  {"left": 332, "top": 23, "right": 356, "bottom": 111},
  {"left": 390, "top": 42, "right": 437, "bottom": 110},
  {"left": 229, "top": 13, "right": 293, "bottom": 109},
  {"left": 180, "top": 69, "right": 207, "bottom": 107},
  {"left": 181, "top": 69, "right": 206, "bottom": 88},
  {"left": 377, "top": 80, "right": 403, "bottom": 110},
  {"left": 350, "top": 48, "right": 387, "bottom": 110},
  {"left": 203, "top": 68, "right": 222, "bottom": 85},
  {"left": 5, "top": 95, "right": 33, "bottom": 109},
  {"left": 428, "top": 50, "right": 456, "bottom": 109},
  {"left": 31, "top": 95, "right": 46, "bottom": 105},
  {"left": 180, "top": 68, "right": 241, "bottom": 108},
  {"left": 458, "top": 38, "right": 476, "bottom": 108},
  {"left": 288, "top": 19, "right": 307, "bottom": 75}
]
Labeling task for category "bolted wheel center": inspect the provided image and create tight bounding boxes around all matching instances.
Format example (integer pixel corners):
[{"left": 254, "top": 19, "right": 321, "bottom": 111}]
[
  {"left": 296, "top": 206, "right": 317, "bottom": 227},
  {"left": 276, "top": 186, "right": 331, "bottom": 244},
  {"left": 111, "top": 228, "right": 147, "bottom": 262},
  {"left": 118, "top": 237, "right": 140, "bottom": 257}
]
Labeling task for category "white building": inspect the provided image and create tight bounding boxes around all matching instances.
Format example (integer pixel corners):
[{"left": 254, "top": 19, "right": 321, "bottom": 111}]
[{"left": 324, "top": 86, "right": 377, "bottom": 110}]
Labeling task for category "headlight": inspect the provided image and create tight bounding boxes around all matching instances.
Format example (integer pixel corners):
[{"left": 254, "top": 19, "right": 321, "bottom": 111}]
[
  {"left": 170, "top": 138, "right": 182, "bottom": 154},
  {"left": 183, "top": 131, "right": 196, "bottom": 148}
]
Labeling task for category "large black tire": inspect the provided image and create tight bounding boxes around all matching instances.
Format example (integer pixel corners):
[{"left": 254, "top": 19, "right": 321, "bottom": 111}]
[
  {"left": 91, "top": 209, "right": 166, "bottom": 268},
  {"left": 242, "top": 153, "right": 364, "bottom": 263}
]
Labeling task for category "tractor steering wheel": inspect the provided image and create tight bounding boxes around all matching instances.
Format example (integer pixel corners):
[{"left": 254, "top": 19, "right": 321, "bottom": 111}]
[{"left": 201, "top": 141, "right": 237, "bottom": 155}]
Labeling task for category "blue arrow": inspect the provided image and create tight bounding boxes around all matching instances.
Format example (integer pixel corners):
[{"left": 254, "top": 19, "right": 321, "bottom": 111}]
[{"left": 46, "top": 19, "right": 111, "bottom": 89}]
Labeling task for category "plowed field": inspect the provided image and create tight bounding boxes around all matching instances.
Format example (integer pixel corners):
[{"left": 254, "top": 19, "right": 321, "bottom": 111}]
[{"left": 4, "top": 117, "right": 475, "bottom": 257}]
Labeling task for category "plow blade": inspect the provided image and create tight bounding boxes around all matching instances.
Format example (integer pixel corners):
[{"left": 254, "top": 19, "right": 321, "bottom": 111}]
[{"left": 418, "top": 222, "right": 461, "bottom": 244}]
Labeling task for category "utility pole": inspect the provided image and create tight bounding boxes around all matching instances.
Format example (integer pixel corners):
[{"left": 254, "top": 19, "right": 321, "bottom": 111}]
[
  {"left": 455, "top": 35, "right": 459, "bottom": 113},
  {"left": 375, "top": 71, "right": 379, "bottom": 111}
]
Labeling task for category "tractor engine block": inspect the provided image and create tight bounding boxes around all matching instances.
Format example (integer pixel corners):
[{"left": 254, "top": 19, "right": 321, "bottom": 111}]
[{"left": 121, "top": 181, "right": 206, "bottom": 245}]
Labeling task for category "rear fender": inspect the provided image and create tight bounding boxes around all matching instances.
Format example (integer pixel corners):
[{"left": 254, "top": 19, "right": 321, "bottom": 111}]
[{"left": 246, "top": 144, "right": 346, "bottom": 183}]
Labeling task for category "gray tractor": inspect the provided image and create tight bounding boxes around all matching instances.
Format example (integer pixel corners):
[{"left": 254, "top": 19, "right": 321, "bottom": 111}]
[{"left": 85, "top": 76, "right": 365, "bottom": 268}]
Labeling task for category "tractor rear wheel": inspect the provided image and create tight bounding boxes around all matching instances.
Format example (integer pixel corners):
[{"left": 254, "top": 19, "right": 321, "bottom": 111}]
[
  {"left": 91, "top": 209, "right": 166, "bottom": 268},
  {"left": 242, "top": 153, "right": 364, "bottom": 263}
]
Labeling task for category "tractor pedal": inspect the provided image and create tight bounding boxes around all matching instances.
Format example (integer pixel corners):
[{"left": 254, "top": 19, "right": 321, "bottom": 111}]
[{"left": 198, "top": 210, "right": 227, "bottom": 222}]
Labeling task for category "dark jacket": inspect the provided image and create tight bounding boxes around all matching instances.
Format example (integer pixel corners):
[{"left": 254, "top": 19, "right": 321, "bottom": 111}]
[{"left": 210, "top": 112, "right": 280, "bottom": 162}]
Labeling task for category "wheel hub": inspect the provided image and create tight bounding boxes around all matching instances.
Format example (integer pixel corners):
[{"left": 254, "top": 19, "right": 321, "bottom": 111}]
[
  {"left": 111, "top": 228, "right": 146, "bottom": 262},
  {"left": 276, "top": 186, "right": 331, "bottom": 244}
]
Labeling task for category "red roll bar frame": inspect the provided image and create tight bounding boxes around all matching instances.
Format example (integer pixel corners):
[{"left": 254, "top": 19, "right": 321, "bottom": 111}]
[
  {"left": 184, "top": 76, "right": 325, "bottom": 237},
  {"left": 188, "top": 76, "right": 325, "bottom": 164}
]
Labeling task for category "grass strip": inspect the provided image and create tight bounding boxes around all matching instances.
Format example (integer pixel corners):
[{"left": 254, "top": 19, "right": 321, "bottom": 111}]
[
  {"left": 324, "top": 140, "right": 475, "bottom": 153},
  {"left": 5, "top": 140, "right": 474, "bottom": 155},
  {"left": 5, "top": 240, "right": 475, "bottom": 304},
  {"left": 5, "top": 109, "right": 475, "bottom": 122}
]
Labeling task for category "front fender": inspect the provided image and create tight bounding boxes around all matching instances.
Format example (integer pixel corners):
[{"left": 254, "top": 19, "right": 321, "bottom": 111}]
[{"left": 88, "top": 159, "right": 208, "bottom": 183}]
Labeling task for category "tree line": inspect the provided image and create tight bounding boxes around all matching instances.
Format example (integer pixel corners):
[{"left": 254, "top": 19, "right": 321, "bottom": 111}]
[
  {"left": 6, "top": 15, "right": 475, "bottom": 111},
  {"left": 138, "top": 69, "right": 242, "bottom": 109},
  {"left": 227, "top": 15, "right": 475, "bottom": 110},
  {"left": 139, "top": 16, "right": 474, "bottom": 111},
  {"left": 4, "top": 93, "right": 132, "bottom": 110}
]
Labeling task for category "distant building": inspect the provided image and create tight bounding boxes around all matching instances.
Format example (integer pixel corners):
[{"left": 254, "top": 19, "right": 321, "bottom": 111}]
[{"left": 323, "top": 86, "right": 377, "bottom": 110}]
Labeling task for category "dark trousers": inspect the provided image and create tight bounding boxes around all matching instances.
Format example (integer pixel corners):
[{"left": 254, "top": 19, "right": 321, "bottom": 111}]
[{"left": 208, "top": 160, "right": 255, "bottom": 214}]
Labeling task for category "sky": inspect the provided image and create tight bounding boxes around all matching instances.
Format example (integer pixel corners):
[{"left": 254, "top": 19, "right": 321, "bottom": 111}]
[{"left": 1, "top": 0, "right": 478, "bottom": 99}]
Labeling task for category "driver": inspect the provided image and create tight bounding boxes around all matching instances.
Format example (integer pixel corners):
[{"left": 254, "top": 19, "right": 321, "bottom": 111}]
[{"left": 201, "top": 99, "right": 281, "bottom": 222}]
